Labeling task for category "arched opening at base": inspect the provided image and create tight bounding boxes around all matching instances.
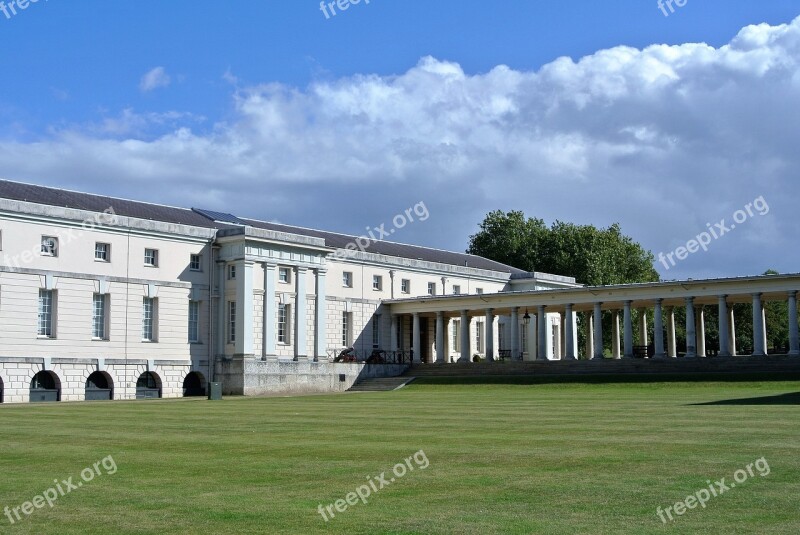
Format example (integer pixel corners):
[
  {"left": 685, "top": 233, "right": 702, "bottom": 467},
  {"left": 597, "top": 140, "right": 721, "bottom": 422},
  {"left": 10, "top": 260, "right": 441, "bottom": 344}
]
[
  {"left": 136, "top": 371, "right": 162, "bottom": 399},
  {"left": 0, "top": 376, "right": 4, "bottom": 403},
  {"left": 183, "top": 372, "right": 207, "bottom": 397},
  {"left": 30, "top": 371, "right": 61, "bottom": 402},
  {"left": 86, "top": 371, "right": 114, "bottom": 401}
]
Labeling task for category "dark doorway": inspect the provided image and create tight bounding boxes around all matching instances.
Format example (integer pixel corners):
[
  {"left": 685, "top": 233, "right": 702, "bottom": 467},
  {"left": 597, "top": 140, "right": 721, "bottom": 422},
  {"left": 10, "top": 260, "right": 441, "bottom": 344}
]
[
  {"left": 86, "top": 372, "right": 114, "bottom": 401},
  {"left": 419, "top": 318, "right": 431, "bottom": 363},
  {"left": 30, "top": 371, "right": 61, "bottom": 402},
  {"left": 136, "top": 371, "right": 162, "bottom": 399},
  {"left": 183, "top": 372, "right": 207, "bottom": 397}
]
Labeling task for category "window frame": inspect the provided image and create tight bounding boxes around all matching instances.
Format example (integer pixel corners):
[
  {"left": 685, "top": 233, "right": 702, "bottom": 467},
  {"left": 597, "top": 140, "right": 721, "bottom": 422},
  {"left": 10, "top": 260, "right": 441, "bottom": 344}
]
[
  {"left": 142, "top": 297, "right": 157, "bottom": 342},
  {"left": 188, "top": 300, "right": 200, "bottom": 343},
  {"left": 92, "top": 293, "right": 109, "bottom": 340},
  {"left": 38, "top": 289, "right": 55, "bottom": 338},
  {"left": 278, "top": 267, "right": 291, "bottom": 284},
  {"left": 227, "top": 301, "right": 236, "bottom": 344},
  {"left": 401, "top": 279, "right": 411, "bottom": 294},
  {"left": 41, "top": 236, "right": 58, "bottom": 257},
  {"left": 342, "top": 271, "right": 353, "bottom": 288},
  {"left": 94, "top": 242, "right": 111, "bottom": 262},
  {"left": 189, "top": 254, "right": 202, "bottom": 272},
  {"left": 427, "top": 282, "right": 436, "bottom": 296},
  {"left": 144, "top": 248, "right": 159, "bottom": 267},
  {"left": 372, "top": 275, "right": 383, "bottom": 291},
  {"left": 278, "top": 303, "right": 291, "bottom": 345}
]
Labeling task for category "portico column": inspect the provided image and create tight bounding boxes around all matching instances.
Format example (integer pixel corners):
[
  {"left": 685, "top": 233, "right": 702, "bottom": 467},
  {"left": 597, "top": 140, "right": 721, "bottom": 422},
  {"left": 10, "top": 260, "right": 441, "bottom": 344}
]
[
  {"left": 460, "top": 310, "right": 470, "bottom": 362},
  {"left": 263, "top": 263, "right": 276, "bottom": 358},
  {"left": 718, "top": 296, "right": 731, "bottom": 357},
  {"left": 667, "top": 307, "right": 677, "bottom": 358},
  {"left": 412, "top": 313, "right": 422, "bottom": 363},
  {"left": 436, "top": 312, "right": 445, "bottom": 363},
  {"left": 623, "top": 301, "right": 633, "bottom": 359},
  {"left": 762, "top": 307, "right": 769, "bottom": 355},
  {"left": 485, "top": 309, "right": 495, "bottom": 362},
  {"left": 537, "top": 305, "right": 548, "bottom": 360},
  {"left": 314, "top": 268, "right": 327, "bottom": 360},
  {"left": 564, "top": 304, "right": 576, "bottom": 360},
  {"left": 685, "top": 297, "right": 697, "bottom": 358},
  {"left": 593, "top": 303, "right": 603, "bottom": 360},
  {"left": 728, "top": 307, "right": 737, "bottom": 356},
  {"left": 752, "top": 294, "right": 765, "bottom": 356},
  {"left": 611, "top": 309, "right": 621, "bottom": 359},
  {"left": 638, "top": 309, "right": 648, "bottom": 347},
  {"left": 294, "top": 267, "right": 308, "bottom": 361},
  {"left": 510, "top": 307, "right": 520, "bottom": 360},
  {"left": 653, "top": 299, "right": 665, "bottom": 359},
  {"left": 585, "top": 312, "right": 594, "bottom": 359},
  {"left": 695, "top": 306, "right": 706, "bottom": 357},
  {"left": 390, "top": 314, "right": 399, "bottom": 354},
  {"left": 557, "top": 312, "right": 565, "bottom": 359},
  {"left": 789, "top": 291, "right": 799, "bottom": 356}
]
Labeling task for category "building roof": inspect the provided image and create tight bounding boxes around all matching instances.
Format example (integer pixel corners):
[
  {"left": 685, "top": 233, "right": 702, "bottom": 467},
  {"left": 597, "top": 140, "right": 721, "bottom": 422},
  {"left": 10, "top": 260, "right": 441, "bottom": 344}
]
[{"left": 0, "top": 179, "right": 525, "bottom": 274}]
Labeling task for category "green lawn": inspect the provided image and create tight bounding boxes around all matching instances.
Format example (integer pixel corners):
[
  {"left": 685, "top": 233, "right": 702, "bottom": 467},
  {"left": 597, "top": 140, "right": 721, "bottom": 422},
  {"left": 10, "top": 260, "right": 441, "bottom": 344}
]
[{"left": 1, "top": 380, "right": 799, "bottom": 534}]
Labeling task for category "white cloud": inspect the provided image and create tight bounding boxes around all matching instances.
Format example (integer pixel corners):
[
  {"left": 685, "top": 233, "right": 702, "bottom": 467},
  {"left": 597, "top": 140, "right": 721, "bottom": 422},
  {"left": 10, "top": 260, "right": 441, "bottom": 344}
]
[
  {"left": 139, "top": 66, "right": 171, "bottom": 92},
  {"left": 3, "top": 17, "right": 800, "bottom": 279}
]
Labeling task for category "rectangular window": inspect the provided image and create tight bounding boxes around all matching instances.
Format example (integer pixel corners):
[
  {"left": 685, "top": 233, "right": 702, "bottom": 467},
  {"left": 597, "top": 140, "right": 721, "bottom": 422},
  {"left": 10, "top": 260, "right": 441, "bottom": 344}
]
[
  {"left": 401, "top": 279, "right": 410, "bottom": 294},
  {"left": 144, "top": 248, "right": 158, "bottom": 267},
  {"left": 278, "top": 303, "right": 290, "bottom": 344},
  {"left": 38, "top": 289, "right": 55, "bottom": 337},
  {"left": 372, "top": 315, "right": 381, "bottom": 348},
  {"left": 190, "top": 254, "right": 202, "bottom": 271},
  {"left": 227, "top": 301, "right": 236, "bottom": 343},
  {"left": 372, "top": 275, "right": 382, "bottom": 291},
  {"left": 476, "top": 321, "right": 484, "bottom": 353},
  {"left": 342, "top": 271, "right": 353, "bottom": 288},
  {"left": 95, "top": 242, "right": 110, "bottom": 262},
  {"left": 92, "top": 293, "right": 108, "bottom": 340},
  {"left": 41, "top": 236, "right": 58, "bottom": 257},
  {"left": 453, "top": 285, "right": 461, "bottom": 295},
  {"left": 188, "top": 301, "right": 200, "bottom": 343},
  {"left": 228, "top": 264, "right": 237, "bottom": 280},
  {"left": 521, "top": 324, "right": 529, "bottom": 353},
  {"left": 452, "top": 319, "right": 461, "bottom": 352},
  {"left": 342, "top": 312, "right": 352, "bottom": 347},
  {"left": 142, "top": 297, "right": 156, "bottom": 341},
  {"left": 476, "top": 288, "right": 484, "bottom": 295},
  {"left": 279, "top": 267, "right": 291, "bottom": 284},
  {"left": 427, "top": 282, "right": 436, "bottom": 296}
]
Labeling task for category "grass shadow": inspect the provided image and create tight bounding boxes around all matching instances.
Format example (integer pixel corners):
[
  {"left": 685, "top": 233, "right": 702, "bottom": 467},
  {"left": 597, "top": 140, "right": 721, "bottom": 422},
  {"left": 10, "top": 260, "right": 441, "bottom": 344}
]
[{"left": 690, "top": 392, "right": 800, "bottom": 406}]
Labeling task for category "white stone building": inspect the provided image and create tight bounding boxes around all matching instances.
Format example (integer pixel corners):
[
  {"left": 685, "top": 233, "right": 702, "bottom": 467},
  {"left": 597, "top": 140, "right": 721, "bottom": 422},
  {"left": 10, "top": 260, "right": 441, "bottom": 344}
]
[{"left": 0, "top": 180, "right": 577, "bottom": 402}]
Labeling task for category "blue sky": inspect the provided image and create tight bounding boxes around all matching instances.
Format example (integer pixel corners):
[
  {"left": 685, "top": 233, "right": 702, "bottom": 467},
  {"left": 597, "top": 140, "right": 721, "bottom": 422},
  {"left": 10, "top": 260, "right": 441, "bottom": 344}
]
[{"left": 2, "top": 0, "right": 800, "bottom": 279}]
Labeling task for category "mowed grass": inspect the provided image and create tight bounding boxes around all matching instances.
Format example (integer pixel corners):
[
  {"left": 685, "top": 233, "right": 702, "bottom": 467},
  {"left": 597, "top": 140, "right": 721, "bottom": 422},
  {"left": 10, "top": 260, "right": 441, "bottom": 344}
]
[{"left": 1, "top": 381, "right": 799, "bottom": 534}]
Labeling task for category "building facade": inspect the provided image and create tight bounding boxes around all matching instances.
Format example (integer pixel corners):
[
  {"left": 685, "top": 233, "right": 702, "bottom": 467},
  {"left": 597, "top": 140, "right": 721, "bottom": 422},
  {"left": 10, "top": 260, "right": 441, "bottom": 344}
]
[{"left": 0, "top": 180, "right": 576, "bottom": 402}]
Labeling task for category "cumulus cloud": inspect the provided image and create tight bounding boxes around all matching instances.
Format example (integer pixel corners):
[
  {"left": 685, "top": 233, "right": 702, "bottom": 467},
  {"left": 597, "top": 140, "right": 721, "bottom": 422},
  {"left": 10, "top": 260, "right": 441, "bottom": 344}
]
[
  {"left": 2, "top": 17, "right": 800, "bottom": 279},
  {"left": 139, "top": 66, "right": 171, "bottom": 92}
]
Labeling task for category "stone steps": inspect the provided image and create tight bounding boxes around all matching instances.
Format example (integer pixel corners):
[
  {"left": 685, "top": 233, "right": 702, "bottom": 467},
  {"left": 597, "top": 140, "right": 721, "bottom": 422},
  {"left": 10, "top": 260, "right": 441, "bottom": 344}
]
[
  {"left": 348, "top": 377, "right": 416, "bottom": 392},
  {"left": 404, "top": 356, "right": 800, "bottom": 378}
]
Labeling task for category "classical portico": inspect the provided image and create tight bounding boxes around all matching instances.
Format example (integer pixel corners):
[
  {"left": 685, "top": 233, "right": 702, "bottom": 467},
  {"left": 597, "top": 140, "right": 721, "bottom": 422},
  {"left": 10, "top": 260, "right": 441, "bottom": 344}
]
[{"left": 386, "top": 274, "right": 800, "bottom": 363}]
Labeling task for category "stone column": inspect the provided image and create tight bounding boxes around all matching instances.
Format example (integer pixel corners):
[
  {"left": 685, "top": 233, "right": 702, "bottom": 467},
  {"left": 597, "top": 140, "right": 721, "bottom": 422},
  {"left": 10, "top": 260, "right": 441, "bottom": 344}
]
[
  {"left": 653, "top": 299, "right": 665, "bottom": 358},
  {"left": 294, "top": 267, "right": 308, "bottom": 361},
  {"left": 390, "top": 314, "right": 399, "bottom": 354},
  {"left": 762, "top": 306, "right": 769, "bottom": 355},
  {"left": 235, "top": 260, "right": 255, "bottom": 357},
  {"left": 728, "top": 307, "right": 737, "bottom": 356},
  {"left": 612, "top": 309, "right": 621, "bottom": 359},
  {"left": 623, "top": 301, "right": 633, "bottom": 359},
  {"left": 752, "top": 294, "right": 765, "bottom": 356},
  {"left": 638, "top": 309, "right": 648, "bottom": 347},
  {"left": 695, "top": 306, "right": 706, "bottom": 358},
  {"left": 314, "top": 269, "right": 327, "bottom": 360},
  {"left": 485, "top": 309, "right": 495, "bottom": 362},
  {"left": 537, "top": 305, "right": 548, "bottom": 360},
  {"left": 564, "top": 304, "right": 576, "bottom": 360},
  {"left": 718, "top": 296, "right": 731, "bottom": 357},
  {"left": 510, "top": 307, "right": 520, "bottom": 361},
  {"left": 789, "top": 291, "right": 799, "bottom": 356},
  {"left": 412, "top": 313, "right": 422, "bottom": 363},
  {"left": 460, "top": 310, "right": 470, "bottom": 362},
  {"left": 586, "top": 312, "right": 594, "bottom": 360},
  {"left": 593, "top": 303, "right": 604, "bottom": 360},
  {"left": 263, "top": 263, "right": 276, "bottom": 358},
  {"left": 685, "top": 297, "right": 697, "bottom": 358},
  {"left": 436, "top": 312, "right": 445, "bottom": 363},
  {"left": 667, "top": 307, "right": 677, "bottom": 358}
]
